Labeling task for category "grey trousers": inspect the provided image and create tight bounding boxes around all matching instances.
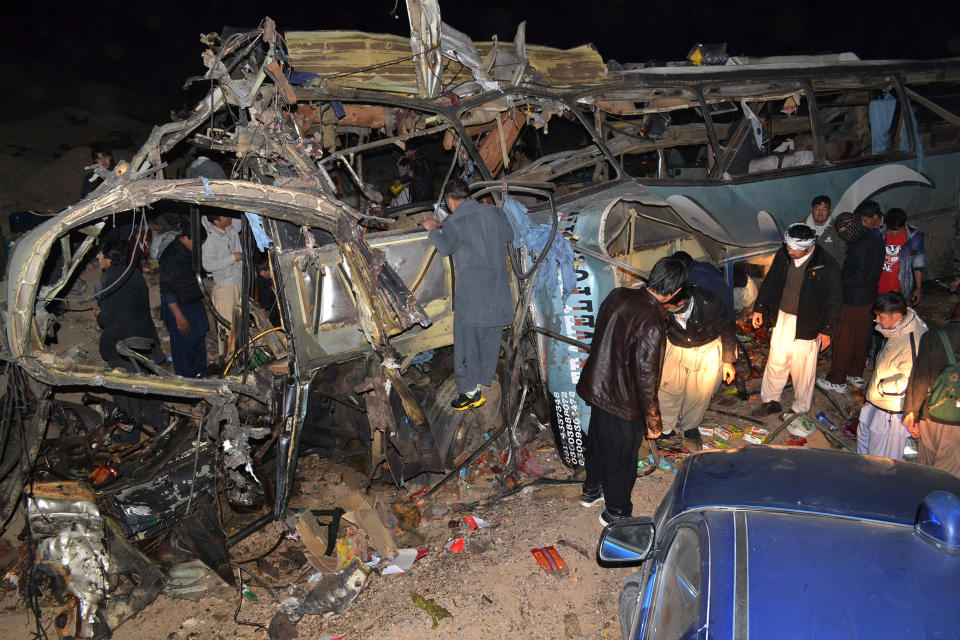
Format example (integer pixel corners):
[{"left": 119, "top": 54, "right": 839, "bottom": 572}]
[{"left": 454, "top": 323, "right": 503, "bottom": 393}]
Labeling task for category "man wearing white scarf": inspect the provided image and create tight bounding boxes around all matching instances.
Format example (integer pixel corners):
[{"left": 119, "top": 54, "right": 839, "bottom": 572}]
[
  {"left": 857, "top": 292, "right": 928, "bottom": 459},
  {"left": 752, "top": 224, "right": 842, "bottom": 415}
]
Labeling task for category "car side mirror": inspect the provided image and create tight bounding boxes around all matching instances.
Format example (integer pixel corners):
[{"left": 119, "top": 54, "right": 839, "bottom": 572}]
[{"left": 597, "top": 517, "right": 656, "bottom": 565}]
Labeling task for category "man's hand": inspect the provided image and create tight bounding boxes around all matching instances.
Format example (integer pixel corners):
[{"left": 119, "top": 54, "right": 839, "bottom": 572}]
[
  {"left": 93, "top": 303, "right": 100, "bottom": 317},
  {"left": 420, "top": 218, "right": 439, "bottom": 231},
  {"left": 751, "top": 312, "right": 763, "bottom": 329},
  {"left": 174, "top": 312, "right": 190, "bottom": 334},
  {"left": 950, "top": 278, "right": 960, "bottom": 293},
  {"left": 722, "top": 362, "right": 736, "bottom": 385},
  {"left": 817, "top": 333, "right": 831, "bottom": 351},
  {"left": 910, "top": 289, "right": 922, "bottom": 305},
  {"left": 233, "top": 252, "right": 243, "bottom": 262},
  {"left": 903, "top": 413, "right": 919, "bottom": 438}
]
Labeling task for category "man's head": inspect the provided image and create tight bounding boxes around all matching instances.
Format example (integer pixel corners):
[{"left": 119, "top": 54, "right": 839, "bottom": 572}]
[
  {"left": 855, "top": 199, "right": 883, "bottom": 230},
  {"left": 833, "top": 211, "right": 862, "bottom": 244},
  {"left": 810, "top": 195, "right": 831, "bottom": 225},
  {"left": 873, "top": 291, "right": 908, "bottom": 329},
  {"left": 206, "top": 213, "right": 234, "bottom": 231},
  {"left": 442, "top": 179, "right": 471, "bottom": 213},
  {"left": 97, "top": 237, "right": 127, "bottom": 269},
  {"left": 174, "top": 215, "right": 204, "bottom": 249},
  {"left": 91, "top": 142, "right": 112, "bottom": 169},
  {"left": 884, "top": 207, "right": 908, "bottom": 235},
  {"left": 671, "top": 251, "right": 694, "bottom": 269},
  {"left": 783, "top": 223, "right": 817, "bottom": 259},
  {"left": 646, "top": 257, "right": 688, "bottom": 305}
]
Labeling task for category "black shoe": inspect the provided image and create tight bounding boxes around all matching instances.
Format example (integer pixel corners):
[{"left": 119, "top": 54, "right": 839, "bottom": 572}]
[
  {"left": 599, "top": 508, "right": 631, "bottom": 526},
  {"left": 757, "top": 401, "right": 782, "bottom": 416},
  {"left": 580, "top": 485, "right": 603, "bottom": 508},
  {"left": 451, "top": 390, "right": 485, "bottom": 411},
  {"left": 683, "top": 428, "right": 703, "bottom": 445}
]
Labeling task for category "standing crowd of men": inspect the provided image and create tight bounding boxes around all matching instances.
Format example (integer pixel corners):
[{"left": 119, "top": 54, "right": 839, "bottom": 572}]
[{"left": 576, "top": 193, "right": 960, "bottom": 525}]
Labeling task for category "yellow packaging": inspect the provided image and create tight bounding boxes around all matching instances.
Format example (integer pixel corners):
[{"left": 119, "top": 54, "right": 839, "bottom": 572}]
[
  {"left": 714, "top": 424, "right": 744, "bottom": 441},
  {"left": 743, "top": 426, "right": 769, "bottom": 444},
  {"left": 701, "top": 439, "right": 730, "bottom": 450}
]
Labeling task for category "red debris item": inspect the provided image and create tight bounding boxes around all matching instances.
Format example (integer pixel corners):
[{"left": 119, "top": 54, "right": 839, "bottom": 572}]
[
  {"left": 90, "top": 464, "right": 118, "bottom": 484},
  {"left": 447, "top": 519, "right": 460, "bottom": 529},
  {"left": 409, "top": 487, "right": 428, "bottom": 502},
  {"left": 543, "top": 546, "right": 566, "bottom": 570},
  {"left": 785, "top": 436, "right": 807, "bottom": 447},
  {"left": 445, "top": 538, "right": 464, "bottom": 553},
  {"left": 415, "top": 547, "right": 430, "bottom": 561},
  {"left": 531, "top": 546, "right": 567, "bottom": 572},
  {"left": 464, "top": 516, "right": 490, "bottom": 530}
]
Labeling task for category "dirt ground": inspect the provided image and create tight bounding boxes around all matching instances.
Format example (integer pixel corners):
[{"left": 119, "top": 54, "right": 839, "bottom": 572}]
[{"left": 0, "top": 434, "right": 674, "bottom": 640}]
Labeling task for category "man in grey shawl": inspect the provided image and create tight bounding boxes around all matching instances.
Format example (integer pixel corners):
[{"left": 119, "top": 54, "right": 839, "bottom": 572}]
[{"left": 421, "top": 179, "right": 514, "bottom": 410}]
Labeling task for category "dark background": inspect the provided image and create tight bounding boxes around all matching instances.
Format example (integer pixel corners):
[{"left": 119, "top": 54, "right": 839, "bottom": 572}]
[{"left": 1, "top": 0, "right": 956, "bottom": 120}]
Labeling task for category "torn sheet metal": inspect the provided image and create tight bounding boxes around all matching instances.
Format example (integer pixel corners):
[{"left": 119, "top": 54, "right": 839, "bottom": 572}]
[{"left": 406, "top": 0, "right": 443, "bottom": 98}]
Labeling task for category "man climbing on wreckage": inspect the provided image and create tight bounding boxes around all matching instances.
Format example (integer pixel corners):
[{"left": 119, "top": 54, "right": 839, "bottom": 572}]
[
  {"left": 420, "top": 179, "right": 514, "bottom": 410},
  {"left": 576, "top": 257, "right": 687, "bottom": 525}
]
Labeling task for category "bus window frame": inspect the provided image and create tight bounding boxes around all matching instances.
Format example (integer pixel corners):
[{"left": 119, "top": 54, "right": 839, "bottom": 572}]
[{"left": 808, "top": 75, "right": 918, "bottom": 168}]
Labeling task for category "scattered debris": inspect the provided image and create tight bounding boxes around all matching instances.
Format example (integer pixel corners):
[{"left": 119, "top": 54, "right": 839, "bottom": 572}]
[
  {"left": 285, "top": 560, "right": 371, "bottom": 621},
  {"left": 444, "top": 538, "right": 465, "bottom": 553},
  {"left": 530, "top": 545, "right": 567, "bottom": 573},
  {"left": 341, "top": 495, "right": 397, "bottom": 558},
  {"left": 409, "top": 590, "right": 453, "bottom": 629}
]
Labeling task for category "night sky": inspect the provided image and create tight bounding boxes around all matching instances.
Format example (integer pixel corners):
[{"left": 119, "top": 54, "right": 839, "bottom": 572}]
[{"left": 2, "top": 0, "right": 956, "bottom": 120}]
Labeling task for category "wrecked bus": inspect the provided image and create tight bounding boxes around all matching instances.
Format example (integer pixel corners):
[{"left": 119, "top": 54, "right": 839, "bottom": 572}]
[{"left": 1, "top": 9, "right": 959, "bottom": 636}]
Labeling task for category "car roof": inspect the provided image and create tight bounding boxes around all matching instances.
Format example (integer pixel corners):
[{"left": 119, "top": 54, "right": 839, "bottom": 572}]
[
  {"left": 672, "top": 446, "right": 960, "bottom": 525},
  {"left": 696, "top": 508, "right": 960, "bottom": 637}
]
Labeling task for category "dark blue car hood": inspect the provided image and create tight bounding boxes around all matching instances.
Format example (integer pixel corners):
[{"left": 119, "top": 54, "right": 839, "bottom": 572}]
[
  {"left": 739, "top": 509, "right": 960, "bottom": 638},
  {"left": 671, "top": 446, "right": 960, "bottom": 524}
]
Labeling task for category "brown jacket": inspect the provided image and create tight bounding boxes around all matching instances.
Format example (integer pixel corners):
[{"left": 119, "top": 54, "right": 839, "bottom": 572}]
[{"left": 576, "top": 286, "right": 667, "bottom": 432}]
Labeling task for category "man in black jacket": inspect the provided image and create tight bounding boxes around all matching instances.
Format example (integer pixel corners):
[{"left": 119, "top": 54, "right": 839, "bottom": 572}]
[
  {"left": 95, "top": 237, "right": 165, "bottom": 440},
  {"left": 817, "top": 211, "right": 884, "bottom": 393},
  {"left": 659, "top": 285, "right": 737, "bottom": 441},
  {"left": 576, "top": 257, "right": 687, "bottom": 525},
  {"left": 903, "top": 319, "right": 960, "bottom": 477},
  {"left": 155, "top": 220, "right": 209, "bottom": 378},
  {"left": 753, "top": 224, "right": 842, "bottom": 416}
]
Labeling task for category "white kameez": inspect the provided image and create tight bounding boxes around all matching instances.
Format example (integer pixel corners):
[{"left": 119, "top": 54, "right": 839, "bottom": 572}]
[
  {"left": 857, "top": 403, "right": 909, "bottom": 460},
  {"left": 659, "top": 337, "right": 723, "bottom": 434},
  {"left": 760, "top": 310, "right": 819, "bottom": 414}
]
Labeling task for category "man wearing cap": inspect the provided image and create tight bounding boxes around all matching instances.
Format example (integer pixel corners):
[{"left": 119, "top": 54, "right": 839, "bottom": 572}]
[
  {"left": 752, "top": 224, "right": 842, "bottom": 415},
  {"left": 817, "top": 211, "right": 884, "bottom": 393}
]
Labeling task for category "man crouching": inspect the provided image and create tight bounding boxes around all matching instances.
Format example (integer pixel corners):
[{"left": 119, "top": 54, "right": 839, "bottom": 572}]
[
  {"left": 659, "top": 283, "right": 738, "bottom": 442},
  {"left": 576, "top": 257, "right": 687, "bottom": 525}
]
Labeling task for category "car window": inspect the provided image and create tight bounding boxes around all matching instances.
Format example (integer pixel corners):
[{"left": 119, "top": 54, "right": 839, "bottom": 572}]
[{"left": 645, "top": 526, "right": 702, "bottom": 640}]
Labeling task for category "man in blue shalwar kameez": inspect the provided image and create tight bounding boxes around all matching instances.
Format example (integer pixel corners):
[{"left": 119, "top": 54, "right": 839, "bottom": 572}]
[{"left": 421, "top": 179, "right": 514, "bottom": 410}]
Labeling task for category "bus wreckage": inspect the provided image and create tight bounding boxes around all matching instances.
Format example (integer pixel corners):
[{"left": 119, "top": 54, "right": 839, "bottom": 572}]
[{"left": 2, "top": 5, "right": 960, "bottom": 636}]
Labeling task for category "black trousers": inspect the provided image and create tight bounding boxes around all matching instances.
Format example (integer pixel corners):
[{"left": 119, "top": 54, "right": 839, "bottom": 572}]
[{"left": 583, "top": 405, "right": 644, "bottom": 514}]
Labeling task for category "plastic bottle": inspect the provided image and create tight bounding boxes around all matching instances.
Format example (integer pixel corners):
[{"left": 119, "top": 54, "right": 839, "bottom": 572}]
[{"left": 816, "top": 412, "right": 838, "bottom": 431}]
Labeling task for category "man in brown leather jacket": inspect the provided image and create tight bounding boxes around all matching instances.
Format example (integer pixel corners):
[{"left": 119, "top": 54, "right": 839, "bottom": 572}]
[{"left": 576, "top": 257, "right": 687, "bottom": 525}]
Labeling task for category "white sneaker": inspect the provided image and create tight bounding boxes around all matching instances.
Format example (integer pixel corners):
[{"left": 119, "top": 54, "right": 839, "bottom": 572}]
[
  {"left": 816, "top": 378, "right": 849, "bottom": 394},
  {"left": 846, "top": 376, "right": 864, "bottom": 389}
]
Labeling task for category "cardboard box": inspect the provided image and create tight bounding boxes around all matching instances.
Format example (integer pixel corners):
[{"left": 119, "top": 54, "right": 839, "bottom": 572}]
[{"left": 743, "top": 426, "right": 769, "bottom": 445}]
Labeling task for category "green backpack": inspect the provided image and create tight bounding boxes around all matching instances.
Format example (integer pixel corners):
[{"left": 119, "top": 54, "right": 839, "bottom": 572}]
[{"left": 927, "top": 330, "right": 960, "bottom": 424}]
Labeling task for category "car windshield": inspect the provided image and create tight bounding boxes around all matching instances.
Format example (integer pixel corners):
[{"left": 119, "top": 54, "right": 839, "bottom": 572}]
[{"left": 646, "top": 526, "right": 702, "bottom": 639}]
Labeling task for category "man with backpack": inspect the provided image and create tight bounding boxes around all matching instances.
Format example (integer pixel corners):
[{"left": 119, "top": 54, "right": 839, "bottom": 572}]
[{"left": 903, "top": 317, "right": 960, "bottom": 477}]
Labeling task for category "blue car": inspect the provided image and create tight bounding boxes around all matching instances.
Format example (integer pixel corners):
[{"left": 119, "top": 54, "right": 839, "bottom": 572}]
[{"left": 597, "top": 446, "right": 960, "bottom": 639}]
